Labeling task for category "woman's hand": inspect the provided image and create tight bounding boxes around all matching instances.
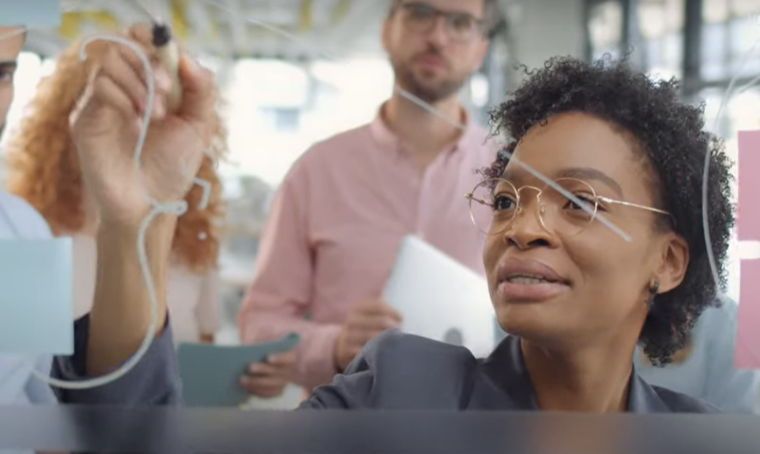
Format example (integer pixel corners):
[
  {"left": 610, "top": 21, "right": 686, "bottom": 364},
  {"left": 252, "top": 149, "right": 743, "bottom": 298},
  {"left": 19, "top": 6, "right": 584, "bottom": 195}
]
[
  {"left": 70, "top": 23, "right": 215, "bottom": 229},
  {"left": 72, "top": 23, "right": 216, "bottom": 376}
]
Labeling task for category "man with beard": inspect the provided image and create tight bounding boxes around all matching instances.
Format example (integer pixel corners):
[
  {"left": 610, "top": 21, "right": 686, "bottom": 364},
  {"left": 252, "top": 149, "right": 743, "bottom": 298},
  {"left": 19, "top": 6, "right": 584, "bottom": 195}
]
[{"left": 237, "top": 0, "right": 500, "bottom": 399}]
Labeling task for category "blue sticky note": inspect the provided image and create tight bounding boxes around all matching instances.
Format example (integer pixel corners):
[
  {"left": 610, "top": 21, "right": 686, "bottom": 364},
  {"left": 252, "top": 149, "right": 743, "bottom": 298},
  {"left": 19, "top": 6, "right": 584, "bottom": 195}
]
[
  {"left": 178, "top": 334, "right": 300, "bottom": 407},
  {"left": 0, "top": 239, "right": 72, "bottom": 355},
  {"left": 0, "top": 0, "right": 60, "bottom": 27}
]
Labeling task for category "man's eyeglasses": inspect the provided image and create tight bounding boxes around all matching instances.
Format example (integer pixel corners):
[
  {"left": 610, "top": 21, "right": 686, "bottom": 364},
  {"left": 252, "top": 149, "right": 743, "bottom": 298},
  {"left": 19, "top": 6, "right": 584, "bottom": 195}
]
[
  {"left": 396, "top": 2, "right": 486, "bottom": 43},
  {"left": 465, "top": 178, "right": 673, "bottom": 238}
]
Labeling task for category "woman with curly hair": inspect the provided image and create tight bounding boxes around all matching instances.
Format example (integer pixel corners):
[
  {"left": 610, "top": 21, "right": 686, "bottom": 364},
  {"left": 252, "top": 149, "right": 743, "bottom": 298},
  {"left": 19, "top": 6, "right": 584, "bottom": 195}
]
[
  {"left": 3, "top": 37, "right": 226, "bottom": 345},
  {"left": 53, "top": 55, "right": 736, "bottom": 416},
  {"left": 297, "top": 55, "right": 736, "bottom": 413}
]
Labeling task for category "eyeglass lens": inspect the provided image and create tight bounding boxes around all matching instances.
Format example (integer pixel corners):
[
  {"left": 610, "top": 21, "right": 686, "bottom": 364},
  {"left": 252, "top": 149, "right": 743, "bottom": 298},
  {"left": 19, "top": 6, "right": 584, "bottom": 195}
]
[
  {"left": 468, "top": 178, "right": 599, "bottom": 237},
  {"left": 400, "top": 2, "right": 482, "bottom": 41}
]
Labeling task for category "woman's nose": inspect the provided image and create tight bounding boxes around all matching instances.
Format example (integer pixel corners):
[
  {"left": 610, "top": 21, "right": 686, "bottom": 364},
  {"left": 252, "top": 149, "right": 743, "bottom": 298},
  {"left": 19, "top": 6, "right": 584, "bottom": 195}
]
[{"left": 502, "top": 199, "right": 555, "bottom": 250}]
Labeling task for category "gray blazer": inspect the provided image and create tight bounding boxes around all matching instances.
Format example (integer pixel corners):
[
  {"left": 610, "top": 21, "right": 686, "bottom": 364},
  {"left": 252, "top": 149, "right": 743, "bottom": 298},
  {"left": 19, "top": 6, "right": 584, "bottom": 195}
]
[
  {"left": 53, "top": 318, "right": 718, "bottom": 413},
  {"left": 302, "top": 329, "right": 719, "bottom": 412}
]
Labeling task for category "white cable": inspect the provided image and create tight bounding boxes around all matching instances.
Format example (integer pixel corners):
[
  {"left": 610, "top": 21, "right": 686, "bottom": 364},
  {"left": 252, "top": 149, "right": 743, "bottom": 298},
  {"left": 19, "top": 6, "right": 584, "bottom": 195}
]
[
  {"left": 23, "top": 34, "right": 189, "bottom": 389},
  {"left": 703, "top": 39, "right": 760, "bottom": 291},
  {"left": 0, "top": 22, "right": 213, "bottom": 388},
  {"left": 203, "top": 146, "right": 220, "bottom": 169},
  {"left": 203, "top": 0, "right": 630, "bottom": 242},
  {"left": 181, "top": 160, "right": 212, "bottom": 210}
]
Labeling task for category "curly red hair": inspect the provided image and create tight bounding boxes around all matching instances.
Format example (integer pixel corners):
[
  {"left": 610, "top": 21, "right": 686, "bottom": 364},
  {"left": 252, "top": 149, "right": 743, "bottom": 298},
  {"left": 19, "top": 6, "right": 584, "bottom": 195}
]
[{"left": 4, "top": 38, "right": 226, "bottom": 274}]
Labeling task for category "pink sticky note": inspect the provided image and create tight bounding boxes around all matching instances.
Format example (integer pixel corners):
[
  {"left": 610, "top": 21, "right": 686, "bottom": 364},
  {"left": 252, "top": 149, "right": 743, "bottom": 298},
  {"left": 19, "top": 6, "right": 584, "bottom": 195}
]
[
  {"left": 735, "top": 130, "right": 760, "bottom": 369},
  {"left": 736, "top": 261, "right": 760, "bottom": 369},
  {"left": 737, "top": 131, "right": 760, "bottom": 241}
]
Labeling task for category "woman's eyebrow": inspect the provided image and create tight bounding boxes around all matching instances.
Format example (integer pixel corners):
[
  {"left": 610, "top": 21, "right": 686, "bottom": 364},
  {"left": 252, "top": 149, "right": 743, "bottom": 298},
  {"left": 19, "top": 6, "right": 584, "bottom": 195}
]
[
  {"left": 501, "top": 166, "right": 623, "bottom": 197},
  {"left": 556, "top": 167, "right": 623, "bottom": 197}
]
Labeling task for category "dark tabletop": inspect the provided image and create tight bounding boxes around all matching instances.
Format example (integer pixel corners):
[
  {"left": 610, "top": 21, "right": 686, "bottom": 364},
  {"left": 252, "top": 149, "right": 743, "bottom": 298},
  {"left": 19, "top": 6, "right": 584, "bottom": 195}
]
[{"left": 1, "top": 404, "right": 759, "bottom": 454}]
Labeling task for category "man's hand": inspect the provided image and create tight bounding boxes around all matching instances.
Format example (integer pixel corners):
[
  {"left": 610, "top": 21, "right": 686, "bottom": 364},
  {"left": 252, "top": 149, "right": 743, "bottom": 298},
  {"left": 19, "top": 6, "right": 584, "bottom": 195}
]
[
  {"left": 240, "top": 351, "right": 297, "bottom": 398},
  {"left": 334, "top": 300, "right": 402, "bottom": 372},
  {"left": 70, "top": 23, "right": 215, "bottom": 228}
]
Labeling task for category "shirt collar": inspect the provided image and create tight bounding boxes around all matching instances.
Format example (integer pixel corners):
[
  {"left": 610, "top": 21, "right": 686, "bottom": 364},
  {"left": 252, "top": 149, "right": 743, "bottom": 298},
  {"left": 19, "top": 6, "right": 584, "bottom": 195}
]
[{"left": 368, "top": 102, "right": 482, "bottom": 154}]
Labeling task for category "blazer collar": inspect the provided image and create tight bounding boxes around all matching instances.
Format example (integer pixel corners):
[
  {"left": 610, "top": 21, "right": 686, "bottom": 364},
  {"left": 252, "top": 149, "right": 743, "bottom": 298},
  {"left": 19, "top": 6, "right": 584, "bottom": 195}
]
[
  {"left": 626, "top": 367, "right": 671, "bottom": 413},
  {"left": 467, "top": 336, "right": 670, "bottom": 413}
]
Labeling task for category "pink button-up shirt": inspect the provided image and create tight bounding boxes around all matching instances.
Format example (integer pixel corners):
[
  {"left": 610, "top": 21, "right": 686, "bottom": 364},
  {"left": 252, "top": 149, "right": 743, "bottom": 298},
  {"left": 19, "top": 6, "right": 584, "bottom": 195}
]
[{"left": 238, "top": 108, "right": 501, "bottom": 390}]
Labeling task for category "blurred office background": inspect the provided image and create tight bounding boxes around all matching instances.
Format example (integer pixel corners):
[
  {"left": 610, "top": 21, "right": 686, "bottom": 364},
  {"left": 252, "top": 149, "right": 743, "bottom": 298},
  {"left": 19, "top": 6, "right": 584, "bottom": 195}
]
[{"left": 0, "top": 0, "right": 758, "bottom": 403}]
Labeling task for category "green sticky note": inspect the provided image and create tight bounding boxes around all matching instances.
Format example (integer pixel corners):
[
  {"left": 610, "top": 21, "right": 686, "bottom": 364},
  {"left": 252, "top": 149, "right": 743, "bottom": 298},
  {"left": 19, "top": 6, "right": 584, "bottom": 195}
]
[
  {"left": 0, "top": 239, "right": 72, "bottom": 355},
  {"left": 0, "top": 0, "right": 60, "bottom": 27},
  {"left": 178, "top": 333, "right": 300, "bottom": 407}
]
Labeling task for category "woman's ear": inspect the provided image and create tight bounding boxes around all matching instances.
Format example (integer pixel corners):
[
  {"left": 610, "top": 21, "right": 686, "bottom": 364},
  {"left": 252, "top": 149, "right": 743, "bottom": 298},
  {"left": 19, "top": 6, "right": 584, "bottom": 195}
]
[{"left": 656, "top": 233, "right": 689, "bottom": 293}]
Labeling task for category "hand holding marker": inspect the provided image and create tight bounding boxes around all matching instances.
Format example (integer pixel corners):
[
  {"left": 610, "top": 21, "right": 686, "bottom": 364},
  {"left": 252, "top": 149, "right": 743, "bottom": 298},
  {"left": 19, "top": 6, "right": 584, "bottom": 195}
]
[{"left": 16, "top": 19, "right": 211, "bottom": 389}]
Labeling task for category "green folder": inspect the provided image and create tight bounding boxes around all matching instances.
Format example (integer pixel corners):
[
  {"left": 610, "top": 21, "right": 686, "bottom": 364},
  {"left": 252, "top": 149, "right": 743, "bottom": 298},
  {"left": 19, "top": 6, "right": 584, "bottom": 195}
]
[{"left": 177, "top": 333, "right": 300, "bottom": 407}]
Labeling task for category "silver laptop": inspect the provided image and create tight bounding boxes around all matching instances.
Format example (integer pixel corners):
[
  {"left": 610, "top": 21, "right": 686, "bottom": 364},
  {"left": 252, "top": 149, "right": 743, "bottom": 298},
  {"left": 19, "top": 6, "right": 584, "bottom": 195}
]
[{"left": 382, "top": 235, "right": 496, "bottom": 358}]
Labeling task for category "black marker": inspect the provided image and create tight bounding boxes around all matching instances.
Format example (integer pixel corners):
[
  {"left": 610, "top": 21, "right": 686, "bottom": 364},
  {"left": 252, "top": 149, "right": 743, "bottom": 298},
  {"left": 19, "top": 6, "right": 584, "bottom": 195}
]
[{"left": 151, "top": 22, "right": 183, "bottom": 113}]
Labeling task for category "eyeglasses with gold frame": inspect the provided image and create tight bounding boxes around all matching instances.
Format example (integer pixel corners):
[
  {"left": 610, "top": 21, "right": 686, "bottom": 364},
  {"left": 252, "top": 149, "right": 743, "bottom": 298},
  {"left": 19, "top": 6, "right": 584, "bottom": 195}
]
[{"left": 464, "top": 177, "right": 673, "bottom": 237}]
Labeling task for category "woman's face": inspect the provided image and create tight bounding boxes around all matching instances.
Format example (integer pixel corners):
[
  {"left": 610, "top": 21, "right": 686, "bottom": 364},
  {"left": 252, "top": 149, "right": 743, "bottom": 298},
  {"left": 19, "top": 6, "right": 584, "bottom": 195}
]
[{"left": 483, "top": 112, "right": 688, "bottom": 350}]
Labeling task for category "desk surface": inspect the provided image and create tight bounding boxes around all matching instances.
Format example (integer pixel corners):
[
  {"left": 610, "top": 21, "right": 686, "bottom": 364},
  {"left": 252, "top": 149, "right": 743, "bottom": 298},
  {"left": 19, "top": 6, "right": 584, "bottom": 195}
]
[{"left": 1, "top": 405, "right": 759, "bottom": 453}]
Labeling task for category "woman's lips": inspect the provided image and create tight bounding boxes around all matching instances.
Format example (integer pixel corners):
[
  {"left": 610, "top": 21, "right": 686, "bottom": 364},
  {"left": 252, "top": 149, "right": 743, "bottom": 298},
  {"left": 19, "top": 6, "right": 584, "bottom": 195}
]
[
  {"left": 496, "top": 259, "right": 571, "bottom": 302},
  {"left": 498, "top": 279, "right": 570, "bottom": 302}
]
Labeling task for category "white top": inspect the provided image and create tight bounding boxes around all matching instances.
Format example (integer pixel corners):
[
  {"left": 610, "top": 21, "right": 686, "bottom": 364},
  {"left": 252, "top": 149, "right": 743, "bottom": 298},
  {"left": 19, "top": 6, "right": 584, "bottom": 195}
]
[
  {"left": 0, "top": 191, "right": 57, "bottom": 454},
  {"left": 70, "top": 234, "right": 220, "bottom": 344},
  {"left": 635, "top": 296, "right": 760, "bottom": 413}
]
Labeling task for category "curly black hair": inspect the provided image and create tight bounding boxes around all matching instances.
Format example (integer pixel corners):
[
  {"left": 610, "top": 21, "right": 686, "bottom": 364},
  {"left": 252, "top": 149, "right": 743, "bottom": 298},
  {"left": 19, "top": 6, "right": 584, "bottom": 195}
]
[{"left": 481, "top": 56, "right": 734, "bottom": 366}]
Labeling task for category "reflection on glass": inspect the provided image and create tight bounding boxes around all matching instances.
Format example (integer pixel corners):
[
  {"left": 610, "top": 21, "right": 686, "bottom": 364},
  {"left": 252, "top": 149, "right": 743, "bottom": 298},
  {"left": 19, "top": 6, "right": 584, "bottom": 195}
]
[
  {"left": 699, "top": 86, "right": 760, "bottom": 147},
  {"left": 701, "top": 23, "right": 728, "bottom": 80},
  {"left": 0, "top": 53, "right": 42, "bottom": 146},
  {"left": 701, "top": 4, "right": 760, "bottom": 80},
  {"left": 729, "top": 16, "right": 760, "bottom": 77},
  {"left": 638, "top": 0, "right": 685, "bottom": 39},
  {"left": 728, "top": 87, "right": 760, "bottom": 133},
  {"left": 700, "top": 87, "right": 726, "bottom": 135},
  {"left": 469, "top": 73, "right": 490, "bottom": 108},
  {"left": 639, "top": 1, "right": 668, "bottom": 39},
  {"left": 588, "top": 1, "right": 623, "bottom": 58},
  {"left": 697, "top": 78, "right": 758, "bottom": 307},
  {"left": 662, "top": 32, "right": 683, "bottom": 70},
  {"left": 638, "top": 0, "right": 684, "bottom": 79},
  {"left": 696, "top": 85, "right": 747, "bottom": 299},
  {"left": 731, "top": 0, "right": 760, "bottom": 16},
  {"left": 704, "top": 0, "right": 730, "bottom": 23}
]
